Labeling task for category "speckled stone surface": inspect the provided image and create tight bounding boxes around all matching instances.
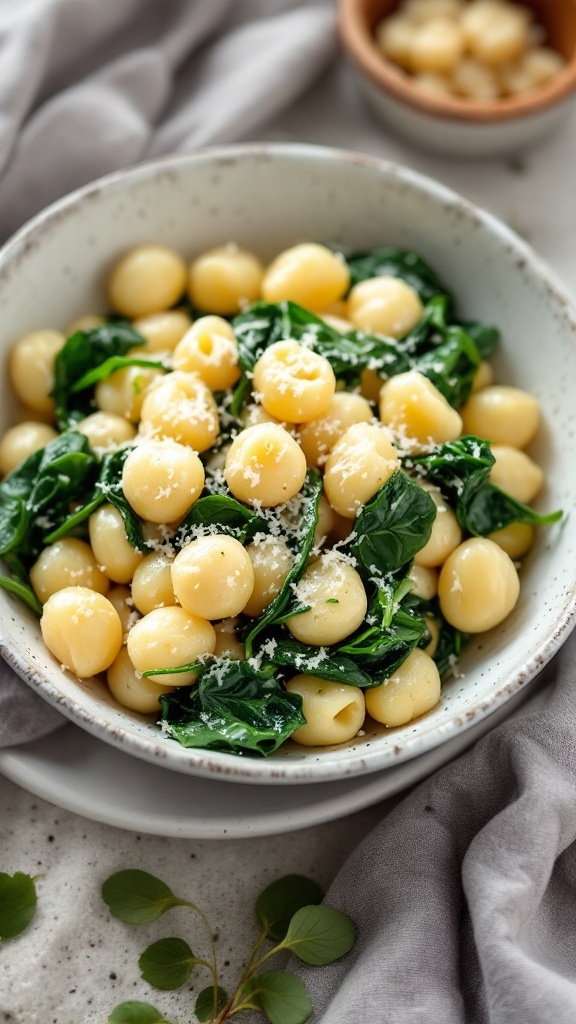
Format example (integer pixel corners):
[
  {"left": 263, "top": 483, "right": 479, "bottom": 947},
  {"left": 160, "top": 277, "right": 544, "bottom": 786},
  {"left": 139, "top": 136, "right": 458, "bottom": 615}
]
[
  {"left": 0, "top": 775, "right": 388, "bottom": 1023},
  {"left": 2, "top": 45, "right": 576, "bottom": 1024}
]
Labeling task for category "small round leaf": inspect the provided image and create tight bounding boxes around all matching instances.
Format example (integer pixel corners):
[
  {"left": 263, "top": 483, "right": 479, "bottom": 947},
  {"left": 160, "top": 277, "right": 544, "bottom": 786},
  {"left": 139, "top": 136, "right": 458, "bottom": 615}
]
[
  {"left": 0, "top": 872, "right": 37, "bottom": 941},
  {"left": 240, "top": 971, "right": 312, "bottom": 1024},
  {"left": 108, "top": 1001, "right": 169, "bottom": 1023},
  {"left": 195, "top": 985, "right": 228, "bottom": 1023},
  {"left": 139, "top": 937, "right": 197, "bottom": 990},
  {"left": 255, "top": 875, "right": 324, "bottom": 941},
  {"left": 284, "top": 905, "right": 356, "bottom": 965},
  {"left": 102, "top": 870, "right": 182, "bottom": 924}
]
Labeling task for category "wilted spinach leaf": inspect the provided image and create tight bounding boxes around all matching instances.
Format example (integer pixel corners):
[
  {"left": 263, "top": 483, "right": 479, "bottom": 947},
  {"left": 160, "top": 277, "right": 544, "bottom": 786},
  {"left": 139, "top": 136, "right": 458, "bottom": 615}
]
[
  {"left": 0, "top": 431, "right": 98, "bottom": 559},
  {"left": 52, "top": 321, "right": 145, "bottom": 428},
  {"left": 70, "top": 355, "right": 166, "bottom": 394},
  {"left": 231, "top": 293, "right": 490, "bottom": 413},
  {"left": 413, "top": 324, "right": 480, "bottom": 407},
  {"left": 261, "top": 636, "right": 373, "bottom": 688},
  {"left": 343, "top": 247, "right": 451, "bottom": 305},
  {"left": 244, "top": 471, "right": 323, "bottom": 657},
  {"left": 460, "top": 320, "right": 500, "bottom": 359},
  {"left": 407, "top": 436, "right": 562, "bottom": 536},
  {"left": 350, "top": 471, "right": 436, "bottom": 582},
  {"left": 159, "top": 660, "right": 305, "bottom": 756},
  {"left": 44, "top": 446, "right": 145, "bottom": 551},
  {"left": 176, "top": 494, "right": 268, "bottom": 548},
  {"left": 0, "top": 573, "right": 42, "bottom": 616},
  {"left": 230, "top": 301, "right": 410, "bottom": 413},
  {"left": 462, "top": 483, "right": 562, "bottom": 535}
]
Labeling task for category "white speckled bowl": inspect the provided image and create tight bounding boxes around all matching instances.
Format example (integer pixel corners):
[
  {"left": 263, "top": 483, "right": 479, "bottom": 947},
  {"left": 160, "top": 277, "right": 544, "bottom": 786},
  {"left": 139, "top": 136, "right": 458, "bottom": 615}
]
[{"left": 1, "top": 144, "right": 575, "bottom": 784}]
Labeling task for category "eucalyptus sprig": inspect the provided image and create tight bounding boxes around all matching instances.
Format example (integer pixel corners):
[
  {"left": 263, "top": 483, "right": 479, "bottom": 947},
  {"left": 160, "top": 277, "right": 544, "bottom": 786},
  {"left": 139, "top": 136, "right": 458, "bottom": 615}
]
[{"left": 102, "top": 870, "right": 356, "bottom": 1024}]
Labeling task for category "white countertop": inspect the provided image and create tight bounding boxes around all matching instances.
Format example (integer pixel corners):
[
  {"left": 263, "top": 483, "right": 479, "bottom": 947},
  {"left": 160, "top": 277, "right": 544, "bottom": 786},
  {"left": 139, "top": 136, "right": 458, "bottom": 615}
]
[{"left": 2, "top": 56, "right": 576, "bottom": 1024}]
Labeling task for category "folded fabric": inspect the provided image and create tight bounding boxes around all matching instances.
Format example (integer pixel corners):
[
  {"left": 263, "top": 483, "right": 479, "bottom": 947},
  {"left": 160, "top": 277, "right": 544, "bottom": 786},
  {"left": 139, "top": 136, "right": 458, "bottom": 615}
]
[
  {"left": 0, "top": 0, "right": 337, "bottom": 745},
  {"left": 294, "top": 631, "right": 576, "bottom": 1024},
  {"left": 0, "top": 0, "right": 337, "bottom": 242}
]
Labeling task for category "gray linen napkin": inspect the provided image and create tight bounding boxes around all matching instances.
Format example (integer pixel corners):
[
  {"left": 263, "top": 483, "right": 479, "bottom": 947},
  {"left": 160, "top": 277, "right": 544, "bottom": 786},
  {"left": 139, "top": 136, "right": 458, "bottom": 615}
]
[
  {"left": 0, "top": 0, "right": 337, "bottom": 746},
  {"left": 296, "top": 632, "right": 576, "bottom": 1024}
]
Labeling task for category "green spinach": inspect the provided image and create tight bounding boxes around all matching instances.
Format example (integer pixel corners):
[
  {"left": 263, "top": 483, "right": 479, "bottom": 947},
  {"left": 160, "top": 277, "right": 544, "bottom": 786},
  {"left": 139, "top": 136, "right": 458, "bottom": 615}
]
[
  {"left": 0, "top": 431, "right": 98, "bottom": 559},
  {"left": 176, "top": 494, "right": 268, "bottom": 548},
  {"left": 407, "top": 436, "right": 562, "bottom": 536},
  {"left": 350, "top": 471, "right": 436, "bottom": 582},
  {"left": 343, "top": 246, "right": 451, "bottom": 304},
  {"left": 44, "top": 446, "right": 146, "bottom": 552},
  {"left": 158, "top": 659, "right": 305, "bottom": 756},
  {"left": 52, "top": 321, "right": 146, "bottom": 428},
  {"left": 230, "top": 302, "right": 411, "bottom": 413},
  {"left": 244, "top": 471, "right": 323, "bottom": 658},
  {"left": 231, "top": 295, "right": 486, "bottom": 414}
]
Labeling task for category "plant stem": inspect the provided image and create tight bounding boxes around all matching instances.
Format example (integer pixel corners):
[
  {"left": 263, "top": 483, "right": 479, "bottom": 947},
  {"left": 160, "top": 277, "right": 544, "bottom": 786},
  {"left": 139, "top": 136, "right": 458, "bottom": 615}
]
[
  {"left": 212, "top": 994, "right": 235, "bottom": 1024},
  {"left": 238, "top": 940, "right": 286, "bottom": 976},
  {"left": 235, "top": 929, "right": 269, "bottom": 987},
  {"left": 227, "top": 1001, "right": 259, "bottom": 1017},
  {"left": 180, "top": 900, "right": 220, "bottom": 1020}
]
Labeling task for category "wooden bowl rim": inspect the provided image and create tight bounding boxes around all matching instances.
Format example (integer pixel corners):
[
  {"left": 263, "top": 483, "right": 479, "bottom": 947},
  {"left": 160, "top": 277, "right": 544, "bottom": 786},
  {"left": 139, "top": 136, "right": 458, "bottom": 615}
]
[{"left": 338, "top": 0, "right": 576, "bottom": 123}]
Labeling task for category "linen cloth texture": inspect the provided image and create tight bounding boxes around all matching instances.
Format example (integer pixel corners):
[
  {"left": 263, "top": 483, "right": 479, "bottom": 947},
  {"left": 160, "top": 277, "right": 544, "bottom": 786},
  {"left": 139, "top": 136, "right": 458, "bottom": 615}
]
[
  {"left": 296, "top": 632, "right": 576, "bottom": 1024},
  {"left": 0, "top": 0, "right": 337, "bottom": 747}
]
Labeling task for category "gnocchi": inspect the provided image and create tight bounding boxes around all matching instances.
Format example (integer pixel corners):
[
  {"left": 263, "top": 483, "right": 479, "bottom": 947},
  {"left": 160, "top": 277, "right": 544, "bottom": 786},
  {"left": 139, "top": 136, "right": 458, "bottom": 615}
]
[
  {"left": 374, "top": 0, "right": 566, "bottom": 102},
  {"left": 0, "top": 238, "right": 558, "bottom": 760}
]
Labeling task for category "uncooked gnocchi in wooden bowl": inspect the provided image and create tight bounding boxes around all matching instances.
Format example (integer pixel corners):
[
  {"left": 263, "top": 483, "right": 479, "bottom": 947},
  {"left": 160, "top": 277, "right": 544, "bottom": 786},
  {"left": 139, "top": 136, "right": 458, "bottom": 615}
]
[{"left": 0, "top": 146, "right": 574, "bottom": 783}]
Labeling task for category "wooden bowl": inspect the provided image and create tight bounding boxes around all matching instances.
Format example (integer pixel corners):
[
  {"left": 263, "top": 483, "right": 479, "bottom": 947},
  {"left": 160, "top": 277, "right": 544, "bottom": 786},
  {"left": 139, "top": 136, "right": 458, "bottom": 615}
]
[{"left": 338, "top": 0, "right": 576, "bottom": 155}]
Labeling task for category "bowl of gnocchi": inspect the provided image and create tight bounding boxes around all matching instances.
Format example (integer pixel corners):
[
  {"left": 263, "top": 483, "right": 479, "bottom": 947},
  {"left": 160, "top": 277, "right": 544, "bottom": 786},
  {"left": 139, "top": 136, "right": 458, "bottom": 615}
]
[
  {"left": 339, "top": 0, "right": 576, "bottom": 156},
  {"left": 0, "top": 143, "right": 574, "bottom": 783}
]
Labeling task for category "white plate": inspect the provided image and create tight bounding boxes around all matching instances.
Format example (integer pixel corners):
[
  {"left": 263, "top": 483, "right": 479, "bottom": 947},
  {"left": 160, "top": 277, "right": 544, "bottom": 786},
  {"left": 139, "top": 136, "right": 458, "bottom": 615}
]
[{"left": 0, "top": 676, "right": 547, "bottom": 838}]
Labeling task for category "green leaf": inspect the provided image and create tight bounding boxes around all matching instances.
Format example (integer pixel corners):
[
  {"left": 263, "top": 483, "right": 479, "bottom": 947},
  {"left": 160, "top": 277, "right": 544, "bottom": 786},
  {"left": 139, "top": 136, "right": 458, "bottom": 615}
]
[
  {"left": 52, "top": 321, "right": 145, "bottom": 428},
  {"left": 231, "top": 301, "right": 409, "bottom": 398},
  {"left": 350, "top": 470, "right": 436, "bottom": 580},
  {"left": 44, "top": 446, "right": 145, "bottom": 551},
  {"left": 0, "top": 574, "right": 42, "bottom": 616},
  {"left": 139, "top": 937, "right": 199, "bottom": 990},
  {"left": 462, "top": 482, "right": 563, "bottom": 536},
  {"left": 283, "top": 905, "right": 356, "bottom": 966},
  {"left": 0, "top": 871, "right": 37, "bottom": 941},
  {"left": 102, "top": 870, "right": 183, "bottom": 924},
  {"left": 262, "top": 636, "right": 372, "bottom": 687},
  {"left": 461, "top": 320, "right": 500, "bottom": 359},
  {"left": 256, "top": 875, "right": 324, "bottom": 942},
  {"left": 176, "top": 494, "right": 267, "bottom": 548},
  {"left": 71, "top": 355, "right": 166, "bottom": 392},
  {"left": 238, "top": 972, "right": 312, "bottom": 1024},
  {"left": 338, "top": 605, "right": 427, "bottom": 683},
  {"left": 414, "top": 325, "right": 480, "bottom": 408},
  {"left": 159, "top": 660, "right": 305, "bottom": 756},
  {"left": 195, "top": 985, "right": 227, "bottom": 1023},
  {"left": 108, "top": 1002, "right": 169, "bottom": 1024},
  {"left": 343, "top": 246, "right": 451, "bottom": 303},
  {"left": 0, "top": 494, "right": 28, "bottom": 555},
  {"left": 406, "top": 594, "right": 464, "bottom": 678},
  {"left": 43, "top": 491, "right": 105, "bottom": 544},
  {"left": 0, "top": 430, "right": 98, "bottom": 559},
  {"left": 245, "top": 470, "right": 323, "bottom": 657},
  {"left": 408, "top": 437, "right": 562, "bottom": 537}
]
